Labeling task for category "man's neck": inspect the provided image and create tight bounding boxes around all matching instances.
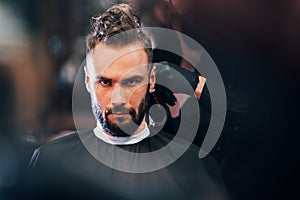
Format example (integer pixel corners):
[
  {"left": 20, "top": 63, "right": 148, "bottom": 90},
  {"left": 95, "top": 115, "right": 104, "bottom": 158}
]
[{"left": 93, "top": 121, "right": 150, "bottom": 145}]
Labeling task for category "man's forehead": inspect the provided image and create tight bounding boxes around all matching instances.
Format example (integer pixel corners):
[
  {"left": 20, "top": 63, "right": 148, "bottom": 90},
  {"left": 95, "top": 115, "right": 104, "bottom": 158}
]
[{"left": 87, "top": 42, "right": 149, "bottom": 75}]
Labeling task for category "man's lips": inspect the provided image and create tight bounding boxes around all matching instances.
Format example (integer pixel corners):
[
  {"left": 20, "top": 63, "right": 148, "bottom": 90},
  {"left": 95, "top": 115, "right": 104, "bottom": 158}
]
[{"left": 111, "top": 112, "right": 130, "bottom": 117}]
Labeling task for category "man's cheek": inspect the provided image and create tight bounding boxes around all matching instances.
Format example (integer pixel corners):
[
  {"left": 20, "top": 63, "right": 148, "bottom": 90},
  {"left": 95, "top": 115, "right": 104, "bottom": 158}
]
[
  {"left": 129, "top": 93, "right": 144, "bottom": 108},
  {"left": 131, "top": 85, "right": 148, "bottom": 98},
  {"left": 96, "top": 91, "right": 111, "bottom": 106}
]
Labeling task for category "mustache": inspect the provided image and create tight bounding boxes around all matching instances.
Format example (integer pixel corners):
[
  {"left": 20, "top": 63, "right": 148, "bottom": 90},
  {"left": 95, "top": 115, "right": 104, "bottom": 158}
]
[{"left": 105, "top": 105, "right": 136, "bottom": 116}]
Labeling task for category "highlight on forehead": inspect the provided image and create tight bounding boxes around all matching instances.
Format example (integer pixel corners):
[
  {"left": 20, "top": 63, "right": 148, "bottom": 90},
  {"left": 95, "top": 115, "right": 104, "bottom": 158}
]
[
  {"left": 86, "top": 42, "right": 151, "bottom": 76},
  {"left": 86, "top": 40, "right": 152, "bottom": 73}
]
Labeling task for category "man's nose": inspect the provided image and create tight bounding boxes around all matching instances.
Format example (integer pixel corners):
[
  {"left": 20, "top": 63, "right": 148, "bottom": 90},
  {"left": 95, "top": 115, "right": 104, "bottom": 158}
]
[{"left": 111, "top": 84, "right": 128, "bottom": 106}]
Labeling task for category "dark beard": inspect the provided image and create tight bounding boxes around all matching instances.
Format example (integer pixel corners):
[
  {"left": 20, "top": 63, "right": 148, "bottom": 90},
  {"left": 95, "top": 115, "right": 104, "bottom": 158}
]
[{"left": 92, "top": 92, "right": 149, "bottom": 137}]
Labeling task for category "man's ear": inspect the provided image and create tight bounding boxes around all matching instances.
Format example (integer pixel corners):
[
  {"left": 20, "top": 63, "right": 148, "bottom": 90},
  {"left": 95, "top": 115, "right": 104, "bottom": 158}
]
[
  {"left": 149, "top": 66, "right": 156, "bottom": 93},
  {"left": 84, "top": 66, "right": 91, "bottom": 93}
]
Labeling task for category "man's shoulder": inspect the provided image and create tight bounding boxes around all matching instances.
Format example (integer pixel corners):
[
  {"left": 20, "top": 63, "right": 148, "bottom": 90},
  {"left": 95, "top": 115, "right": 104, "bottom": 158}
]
[
  {"left": 47, "top": 131, "right": 79, "bottom": 143},
  {"left": 29, "top": 130, "right": 93, "bottom": 168},
  {"left": 43, "top": 130, "right": 93, "bottom": 146},
  {"left": 40, "top": 131, "right": 81, "bottom": 151}
]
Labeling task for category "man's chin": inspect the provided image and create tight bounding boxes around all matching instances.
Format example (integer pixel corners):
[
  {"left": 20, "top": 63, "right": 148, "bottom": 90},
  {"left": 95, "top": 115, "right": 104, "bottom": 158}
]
[
  {"left": 104, "top": 121, "right": 137, "bottom": 137},
  {"left": 110, "top": 115, "right": 131, "bottom": 124}
]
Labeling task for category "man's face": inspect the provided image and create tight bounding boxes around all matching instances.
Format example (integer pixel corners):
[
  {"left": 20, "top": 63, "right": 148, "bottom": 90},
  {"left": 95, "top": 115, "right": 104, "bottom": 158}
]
[{"left": 85, "top": 42, "right": 155, "bottom": 137}]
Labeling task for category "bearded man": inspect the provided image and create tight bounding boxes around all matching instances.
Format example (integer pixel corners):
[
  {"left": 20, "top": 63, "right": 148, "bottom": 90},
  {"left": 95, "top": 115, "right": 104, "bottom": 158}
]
[{"left": 28, "top": 4, "right": 228, "bottom": 200}]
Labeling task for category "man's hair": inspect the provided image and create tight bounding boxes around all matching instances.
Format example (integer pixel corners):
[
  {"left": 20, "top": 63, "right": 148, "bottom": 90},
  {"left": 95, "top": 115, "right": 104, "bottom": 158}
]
[{"left": 86, "top": 3, "right": 152, "bottom": 63}]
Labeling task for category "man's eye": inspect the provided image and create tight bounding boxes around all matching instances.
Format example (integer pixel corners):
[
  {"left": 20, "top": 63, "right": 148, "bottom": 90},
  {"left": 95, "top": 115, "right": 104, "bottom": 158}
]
[
  {"left": 123, "top": 79, "right": 140, "bottom": 87},
  {"left": 98, "top": 79, "right": 112, "bottom": 86}
]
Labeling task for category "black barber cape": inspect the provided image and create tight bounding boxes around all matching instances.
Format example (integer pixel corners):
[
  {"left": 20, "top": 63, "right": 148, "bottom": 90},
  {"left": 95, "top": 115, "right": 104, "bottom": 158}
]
[{"left": 27, "top": 130, "right": 228, "bottom": 200}]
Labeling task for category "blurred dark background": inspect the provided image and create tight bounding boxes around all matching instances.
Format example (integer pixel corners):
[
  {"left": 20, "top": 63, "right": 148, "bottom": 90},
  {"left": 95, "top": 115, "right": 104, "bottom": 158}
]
[{"left": 0, "top": 0, "right": 298, "bottom": 199}]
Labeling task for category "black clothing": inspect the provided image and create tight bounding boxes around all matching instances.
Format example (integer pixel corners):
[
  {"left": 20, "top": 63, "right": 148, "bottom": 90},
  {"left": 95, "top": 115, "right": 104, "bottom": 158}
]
[{"left": 28, "top": 130, "right": 228, "bottom": 200}]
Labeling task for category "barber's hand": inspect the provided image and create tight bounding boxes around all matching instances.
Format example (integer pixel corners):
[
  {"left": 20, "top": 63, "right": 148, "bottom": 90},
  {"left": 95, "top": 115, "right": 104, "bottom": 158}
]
[
  {"left": 148, "top": 84, "right": 177, "bottom": 125},
  {"left": 150, "top": 84, "right": 177, "bottom": 107}
]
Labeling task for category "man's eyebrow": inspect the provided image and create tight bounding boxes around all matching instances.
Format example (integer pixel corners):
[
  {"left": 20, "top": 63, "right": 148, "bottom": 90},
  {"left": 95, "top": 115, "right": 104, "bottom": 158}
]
[
  {"left": 123, "top": 75, "right": 144, "bottom": 81},
  {"left": 95, "top": 75, "right": 145, "bottom": 83},
  {"left": 95, "top": 76, "right": 112, "bottom": 81},
  {"left": 121, "top": 75, "right": 145, "bottom": 83}
]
